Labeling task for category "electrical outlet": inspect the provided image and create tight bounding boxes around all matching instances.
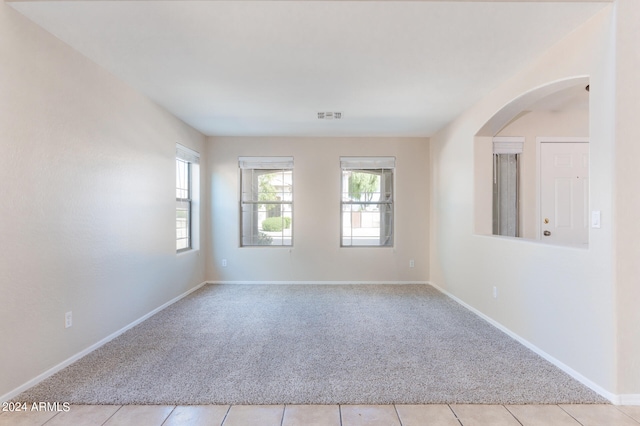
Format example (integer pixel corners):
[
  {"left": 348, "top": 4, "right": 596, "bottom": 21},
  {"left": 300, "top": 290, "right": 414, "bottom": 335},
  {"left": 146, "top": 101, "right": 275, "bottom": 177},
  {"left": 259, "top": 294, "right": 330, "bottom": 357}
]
[
  {"left": 493, "top": 287, "right": 498, "bottom": 299},
  {"left": 65, "top": 311, "right": 72, "bottom": 328},
  {"left": 409, "top": 259, "right": 415, "bottom": 268},
  {"left": 222, "top": 259, "right": 227, "bottom": 267}
]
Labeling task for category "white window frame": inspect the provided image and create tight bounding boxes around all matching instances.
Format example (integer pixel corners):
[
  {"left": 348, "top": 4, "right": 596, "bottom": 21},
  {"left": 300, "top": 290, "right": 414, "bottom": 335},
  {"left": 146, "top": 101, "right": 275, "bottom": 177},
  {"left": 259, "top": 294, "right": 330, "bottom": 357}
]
[
  {"left": 176, "top": 144, "right": 200, "bottom": 252},
  {"left": 340, "top": 156, "right": 395, "bottom": 247},
  {"left": 239, "top": 156, "right": 294, "bottom": 247}
]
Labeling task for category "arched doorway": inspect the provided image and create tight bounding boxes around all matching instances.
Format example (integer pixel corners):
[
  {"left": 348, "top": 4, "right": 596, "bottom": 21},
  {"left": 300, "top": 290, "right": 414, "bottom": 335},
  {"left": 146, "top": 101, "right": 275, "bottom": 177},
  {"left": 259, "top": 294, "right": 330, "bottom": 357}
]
[{"left": 474, "top": 76, "right": 590, "bottom": 245}]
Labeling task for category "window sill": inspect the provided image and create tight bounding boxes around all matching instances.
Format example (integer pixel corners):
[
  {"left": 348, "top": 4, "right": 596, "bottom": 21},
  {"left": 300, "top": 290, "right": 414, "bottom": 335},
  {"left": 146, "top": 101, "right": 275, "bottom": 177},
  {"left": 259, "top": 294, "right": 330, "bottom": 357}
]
[{"left": 177, "top": 248, "right": 200, "bottom": 256}]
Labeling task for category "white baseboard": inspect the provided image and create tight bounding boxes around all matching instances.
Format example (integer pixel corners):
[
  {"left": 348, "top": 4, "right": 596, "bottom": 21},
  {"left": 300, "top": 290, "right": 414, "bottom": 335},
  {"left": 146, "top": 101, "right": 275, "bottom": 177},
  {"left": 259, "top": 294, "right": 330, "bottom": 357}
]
[
  {"left": 426, "top": 281, "right": 630, "bottom": 405},
  {"left": 207, "top": 280, "right": 429, "bottom": 285},
  {"left": 0, "top": 281, "right": 208, "bottom": 404},
  {"left": 618, "top": 394, "right": 640, "bottom": 406}
]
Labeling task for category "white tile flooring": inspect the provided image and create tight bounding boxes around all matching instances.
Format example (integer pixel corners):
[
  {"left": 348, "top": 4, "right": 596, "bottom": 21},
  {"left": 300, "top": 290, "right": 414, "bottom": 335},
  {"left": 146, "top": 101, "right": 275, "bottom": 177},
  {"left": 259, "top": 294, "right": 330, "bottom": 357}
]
[{"left": 1, "top": 404, "right": 639, "bottom": 426}]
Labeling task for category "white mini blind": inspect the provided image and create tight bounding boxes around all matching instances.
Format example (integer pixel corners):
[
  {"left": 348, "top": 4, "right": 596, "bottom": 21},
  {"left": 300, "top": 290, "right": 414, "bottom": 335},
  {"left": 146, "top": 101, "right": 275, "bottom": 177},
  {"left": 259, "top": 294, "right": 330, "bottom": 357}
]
[
  {"left": 340, "top": 157, "right": 395, "bottom": 170},
  {"left": 493, "top": 137, "right": 524, "bottom": 154},
  {"left": 176, "top": 144, "right": 200, "bottom": 164},
  {"left": 238, "top": 156, "right": 294, "bottom": 169}
]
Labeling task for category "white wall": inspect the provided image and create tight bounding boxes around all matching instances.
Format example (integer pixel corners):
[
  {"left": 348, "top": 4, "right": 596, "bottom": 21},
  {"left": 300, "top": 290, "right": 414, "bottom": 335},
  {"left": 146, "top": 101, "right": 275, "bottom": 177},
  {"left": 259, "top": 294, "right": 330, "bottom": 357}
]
[
  {"left": 0, "top": 2, "right": 206, "bottom": 400},
  {"left": 613, "top": 0, "right": 640, "bottom": 397},
  {"left": 206, "top": 137, "right": 429, "bottom": 283},
  {"left": 430, "top": 5, "right": 620, "bottom": 397}
]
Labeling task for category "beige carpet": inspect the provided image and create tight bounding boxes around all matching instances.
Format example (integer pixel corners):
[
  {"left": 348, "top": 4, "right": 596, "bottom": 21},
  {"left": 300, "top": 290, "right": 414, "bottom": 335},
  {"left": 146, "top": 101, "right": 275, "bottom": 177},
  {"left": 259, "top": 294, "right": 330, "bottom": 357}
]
[{"left": 16, "top": 284, "right": 607, "bottom": 405}]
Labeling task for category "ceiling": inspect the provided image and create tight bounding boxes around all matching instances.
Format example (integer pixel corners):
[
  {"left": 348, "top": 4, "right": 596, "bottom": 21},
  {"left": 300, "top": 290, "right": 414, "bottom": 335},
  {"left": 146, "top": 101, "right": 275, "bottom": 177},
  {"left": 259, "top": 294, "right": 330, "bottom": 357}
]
[{"left": 9, "top": 0, "right": 608, "bottom": 137}]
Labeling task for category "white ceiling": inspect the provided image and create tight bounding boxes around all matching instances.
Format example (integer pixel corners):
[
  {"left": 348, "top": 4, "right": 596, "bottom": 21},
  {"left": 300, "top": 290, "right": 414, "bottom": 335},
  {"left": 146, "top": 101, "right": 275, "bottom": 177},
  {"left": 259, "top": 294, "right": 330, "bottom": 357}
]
[{"left": 10, "top": 0, "right": 608, "bottom": 137}]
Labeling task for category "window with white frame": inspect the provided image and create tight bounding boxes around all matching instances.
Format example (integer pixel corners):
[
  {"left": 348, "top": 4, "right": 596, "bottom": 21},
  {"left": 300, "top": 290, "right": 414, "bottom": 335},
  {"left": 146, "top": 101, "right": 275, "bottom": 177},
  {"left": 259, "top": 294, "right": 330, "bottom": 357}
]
[
  {"left": 176, "top": 144, "right": 199, "bottom": 252},
  {"left": 239, "top": 157, "right": 293, "bottom": 246},
  {"left": 341, "top": 157, "right": 395, "bottom": 247}
]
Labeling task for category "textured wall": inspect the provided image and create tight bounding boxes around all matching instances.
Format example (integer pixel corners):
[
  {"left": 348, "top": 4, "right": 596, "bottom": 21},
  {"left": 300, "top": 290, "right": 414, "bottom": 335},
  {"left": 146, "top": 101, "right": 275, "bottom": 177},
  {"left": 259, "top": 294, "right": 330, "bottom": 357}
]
[
  {"left": 614, "top": 0, "right": 640, "bottom": 397},
  {"left": 206, "top": 137, "right": 429, "bottom": 283},
  {"left": 429, "top": 6, "right": 619, "bottom": 396},
  {"left": 0, "top": 2, "right": 206, "bottom": 399}
]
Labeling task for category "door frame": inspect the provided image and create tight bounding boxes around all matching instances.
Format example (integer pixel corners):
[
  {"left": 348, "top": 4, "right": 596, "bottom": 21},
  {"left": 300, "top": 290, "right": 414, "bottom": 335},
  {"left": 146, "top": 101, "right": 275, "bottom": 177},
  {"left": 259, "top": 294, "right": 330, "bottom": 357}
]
[{"left": 536, "top": 137, "right": 589, "bottom": 241}]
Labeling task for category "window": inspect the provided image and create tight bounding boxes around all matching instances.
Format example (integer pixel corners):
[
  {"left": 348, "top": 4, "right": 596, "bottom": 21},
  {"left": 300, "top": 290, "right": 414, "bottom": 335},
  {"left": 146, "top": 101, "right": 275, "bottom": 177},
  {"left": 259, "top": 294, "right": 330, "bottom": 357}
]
[
  {"left": 492, "top": 137, "right": 522, "bottom": 237},
  {"left": 176, "top": 144, "right": 199, "bottom": 252},
  {"left": 239, "top": 157, "right": 293, "bottom": 246},
  {"left": 341, "top": 157, "right": 395, "bottom": 247}
]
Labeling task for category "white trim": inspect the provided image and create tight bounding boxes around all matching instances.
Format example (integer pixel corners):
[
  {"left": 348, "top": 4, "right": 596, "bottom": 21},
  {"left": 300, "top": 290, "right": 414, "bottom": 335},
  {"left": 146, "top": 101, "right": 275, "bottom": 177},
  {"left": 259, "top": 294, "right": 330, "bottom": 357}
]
[
  {"left": 427, "top": 281, "right": 621, "bottom": 405},
  {"left": 207, "top": 280, "right": 428, "bottom": 285},
  {"left": 618, "top": 395, "right": 640, "bottom": 406},
  {"left": 535, "top": 137, "right": 589, "bottom": 240},
  {"left": 0, "top": 281, "right": 208, "bottom": 404},
  {"left": 537, "top": 137, "right": 589, "bottom": 144}
]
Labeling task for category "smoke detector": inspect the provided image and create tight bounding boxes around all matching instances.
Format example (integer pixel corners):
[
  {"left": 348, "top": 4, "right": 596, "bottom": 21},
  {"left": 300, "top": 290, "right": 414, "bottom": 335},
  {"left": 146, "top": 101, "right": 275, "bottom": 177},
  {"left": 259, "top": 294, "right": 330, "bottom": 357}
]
[{"left": 317, "top": 112, "right": 342, "bottom": 120}]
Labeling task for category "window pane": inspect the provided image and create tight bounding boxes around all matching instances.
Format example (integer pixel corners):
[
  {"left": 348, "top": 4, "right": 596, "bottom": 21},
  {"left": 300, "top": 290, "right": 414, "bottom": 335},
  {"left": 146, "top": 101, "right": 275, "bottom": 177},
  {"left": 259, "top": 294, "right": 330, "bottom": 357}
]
[
  {"left": 176, "top": 148, "right": 199, "bottom": 253},
  {"left": 342, "top": 203, "right": 392, "bottom": 246},
  {"left": 176, "top": 158, "right": 191, "bottom": 251},
  {"left": 241, "top": 203, "right": 292, "bottom": 246},
  {"left": 176, "top": 199, "right": 190, "bottom": 250},
  {"left": 176, "top": 159, "right": 190, "bottom": 199},
  {"left": 240, "top": 166, "right": 293, "bottom": 247},
  {"left": 258, "top": 171, "right": 282, "bottom": 200},
  {"left": 341, "top": 165, "right": 393, "bottom": 247},
  {"left": 342, "top": 170, "right": 381, "bottom": 202}
]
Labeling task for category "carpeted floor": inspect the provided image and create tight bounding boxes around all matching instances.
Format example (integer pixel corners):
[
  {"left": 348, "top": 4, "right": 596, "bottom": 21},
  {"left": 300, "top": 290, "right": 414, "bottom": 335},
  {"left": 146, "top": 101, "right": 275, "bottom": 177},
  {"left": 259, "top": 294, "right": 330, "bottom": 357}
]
[{"left": 16, "top": 284, "right": 607, "bottom": 405}]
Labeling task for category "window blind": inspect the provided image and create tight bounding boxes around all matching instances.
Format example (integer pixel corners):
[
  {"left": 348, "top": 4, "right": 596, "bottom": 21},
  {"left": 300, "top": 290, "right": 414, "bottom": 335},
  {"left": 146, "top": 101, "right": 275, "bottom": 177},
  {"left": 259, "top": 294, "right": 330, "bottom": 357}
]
[
  {"left": 493, "top": 137, "right": 524, "bottom": 154},
  {"left": 176, "top": 144, "right": 200, "bottom": 164},
  {"left": 238, "top": 157, "right": 294, "bottom": 170},
  {"left": 340, "top": 157, "right": 395, "bottom": 170}
]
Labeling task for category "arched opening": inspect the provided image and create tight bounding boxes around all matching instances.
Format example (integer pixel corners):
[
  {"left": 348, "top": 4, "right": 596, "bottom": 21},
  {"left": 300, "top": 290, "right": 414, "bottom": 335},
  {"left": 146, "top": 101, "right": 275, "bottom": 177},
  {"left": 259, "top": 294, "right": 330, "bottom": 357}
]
[{"left": 474, "top": 76, "right": 590, "bottom": 246}]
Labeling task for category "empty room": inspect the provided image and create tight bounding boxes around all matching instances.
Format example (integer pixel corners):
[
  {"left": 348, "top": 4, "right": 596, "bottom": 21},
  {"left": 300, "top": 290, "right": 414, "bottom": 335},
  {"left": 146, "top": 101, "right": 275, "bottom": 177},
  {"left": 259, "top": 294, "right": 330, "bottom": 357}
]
[{"left": 1, "top": 0, "right": 639, "bottom": 425}]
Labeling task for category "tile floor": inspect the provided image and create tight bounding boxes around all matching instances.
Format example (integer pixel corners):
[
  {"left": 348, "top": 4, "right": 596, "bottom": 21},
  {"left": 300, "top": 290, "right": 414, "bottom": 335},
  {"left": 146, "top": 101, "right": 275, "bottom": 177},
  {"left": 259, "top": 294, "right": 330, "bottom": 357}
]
[{"left": 0, "top": 404, "right": 639, "bottom": 426}]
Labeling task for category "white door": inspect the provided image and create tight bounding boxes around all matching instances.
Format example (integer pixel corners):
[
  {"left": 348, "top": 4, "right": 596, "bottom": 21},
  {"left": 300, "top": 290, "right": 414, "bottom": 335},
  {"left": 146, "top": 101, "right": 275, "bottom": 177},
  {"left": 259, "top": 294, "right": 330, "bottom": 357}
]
[{"left": 540, "top": 141, "right": 589, "bottom": 245}]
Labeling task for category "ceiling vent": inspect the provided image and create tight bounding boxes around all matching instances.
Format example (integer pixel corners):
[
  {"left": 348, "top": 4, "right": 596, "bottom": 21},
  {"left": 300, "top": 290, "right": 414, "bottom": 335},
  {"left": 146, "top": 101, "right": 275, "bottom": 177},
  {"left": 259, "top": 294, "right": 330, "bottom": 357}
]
[{"left": 318, "top": 112, "right": 342, "bottom": 120}]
